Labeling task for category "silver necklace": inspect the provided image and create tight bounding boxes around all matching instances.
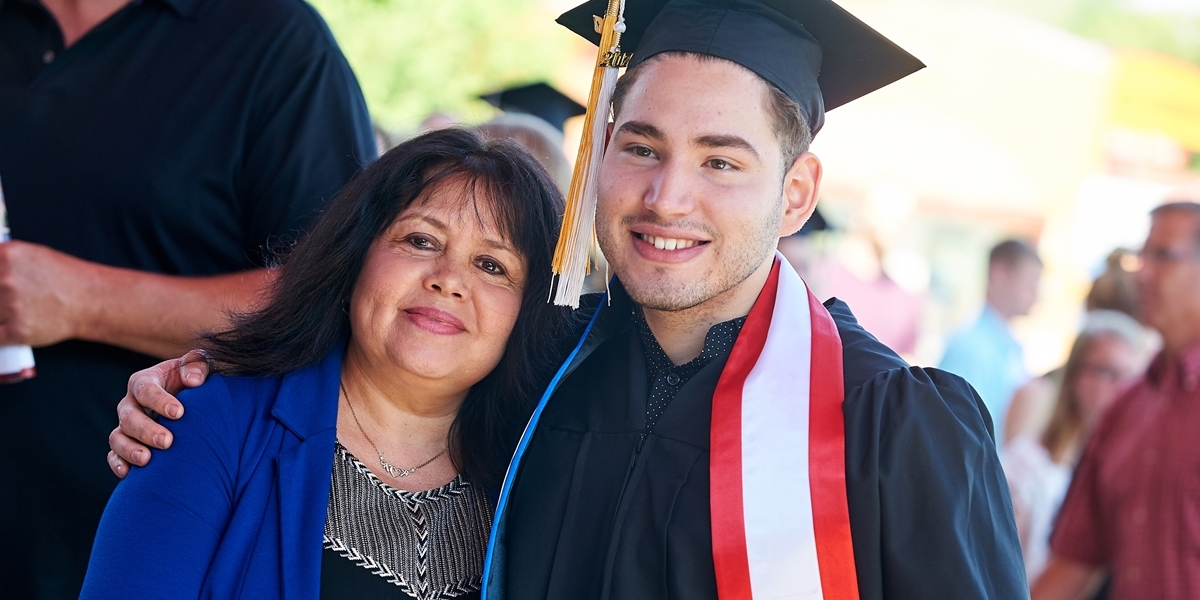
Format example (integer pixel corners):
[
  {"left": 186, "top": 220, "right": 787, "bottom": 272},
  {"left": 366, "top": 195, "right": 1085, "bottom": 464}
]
[{"left": 340, "top": 381, "right": 448, "bottom": 478}]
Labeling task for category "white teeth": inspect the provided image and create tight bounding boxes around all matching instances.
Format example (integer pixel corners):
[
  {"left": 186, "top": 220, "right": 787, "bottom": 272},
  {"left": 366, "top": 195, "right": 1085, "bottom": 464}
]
[{"left": 639, "top": 233, "right": 699, "bottom": 251}]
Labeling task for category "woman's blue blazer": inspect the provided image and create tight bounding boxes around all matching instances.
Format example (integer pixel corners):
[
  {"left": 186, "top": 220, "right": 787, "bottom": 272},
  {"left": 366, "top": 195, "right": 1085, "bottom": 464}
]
[{"left": 80, "top": 347, "right": 345, "bottom": 599}]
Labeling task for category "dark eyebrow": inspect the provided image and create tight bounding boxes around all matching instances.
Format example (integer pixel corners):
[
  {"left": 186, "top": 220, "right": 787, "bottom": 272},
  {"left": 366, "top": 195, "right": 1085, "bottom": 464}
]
[
  {"left": 616, "top": 121, "right": 760, "bottom": 162},
  {"left": 479, "top": 238, "right": 519, "bottom": 254},
  {"left": 402, "top": 213, "right": 518, "bottom": 255},
  {"left": 415, "top": 214, "right": 447, "bottom": 229},
  {"left": 614, "top": 120, "right": 664, "bottom": 141},
  {"left": 694, "top": 134, "right": 760, "bottom": 161}
]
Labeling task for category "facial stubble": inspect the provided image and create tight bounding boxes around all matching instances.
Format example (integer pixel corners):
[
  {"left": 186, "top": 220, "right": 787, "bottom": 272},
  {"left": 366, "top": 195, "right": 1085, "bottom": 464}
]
[{"left": 597, "top": 184, "right": 785, "bottom": 314}]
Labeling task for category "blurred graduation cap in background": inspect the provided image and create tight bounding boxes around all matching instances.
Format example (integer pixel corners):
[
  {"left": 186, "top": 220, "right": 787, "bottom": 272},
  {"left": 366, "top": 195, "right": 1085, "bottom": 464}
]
[
  {"left": 796, "top": 207, "right": 830, "bottom": 236},
  {"left": 480, "top": 82, "right": 586, "bottom": 133}
]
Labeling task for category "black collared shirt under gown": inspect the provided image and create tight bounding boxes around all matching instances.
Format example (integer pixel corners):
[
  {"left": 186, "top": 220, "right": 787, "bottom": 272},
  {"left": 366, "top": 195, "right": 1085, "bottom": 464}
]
[{"left": 502, "top": 282, "right": 1028, "bottom": 599}]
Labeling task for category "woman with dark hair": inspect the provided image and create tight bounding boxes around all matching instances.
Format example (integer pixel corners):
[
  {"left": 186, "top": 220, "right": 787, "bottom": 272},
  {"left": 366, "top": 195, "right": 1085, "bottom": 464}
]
[{"left": 80, "top": 128, "right": 572, "bottom": 599}]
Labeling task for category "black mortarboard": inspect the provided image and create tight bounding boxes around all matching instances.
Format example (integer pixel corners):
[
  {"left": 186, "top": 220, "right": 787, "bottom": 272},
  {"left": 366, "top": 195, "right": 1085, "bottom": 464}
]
[
  {"left": 556, "top": 0, "right": 924, "bottom": 135},
  {"left": 480, "top": 82, "right": 586, "bottom": 133}
]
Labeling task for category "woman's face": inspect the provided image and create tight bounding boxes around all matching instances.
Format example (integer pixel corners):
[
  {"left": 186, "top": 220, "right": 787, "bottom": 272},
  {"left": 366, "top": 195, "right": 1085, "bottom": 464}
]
[
  {"left": 348, "top": 179, "right": 527, "bottom": 395},
  {"left": 1073, "top": 334, "right": 1137, "bottom": 424}
]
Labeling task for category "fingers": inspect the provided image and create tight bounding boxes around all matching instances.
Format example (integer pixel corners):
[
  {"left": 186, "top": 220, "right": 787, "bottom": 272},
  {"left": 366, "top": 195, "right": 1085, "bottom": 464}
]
[
  {"left": 129, "top": 362, "right": 186, "bottom": 420},
  {"left": 112, "top": 351, "right": 208, "bottom": 470},
  {"left": 109, "top": 422, "right": 154, "bottom": 470},
  {"left": 117, "top": 394, "right": 173, "bottom": 450},
  {"left": 132, "top": 378, "right": 185, "bottom": 421},
  {"left": 176, "top": 349, "right": 212, "bottom": 388},
  {"left": 108, "top": 450, "right": 131, "bottom": 479}
]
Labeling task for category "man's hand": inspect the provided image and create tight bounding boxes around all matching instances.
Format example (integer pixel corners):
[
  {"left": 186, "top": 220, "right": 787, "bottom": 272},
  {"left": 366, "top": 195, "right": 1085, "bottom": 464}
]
[
  {"left": 1031, "top": 555, "right": 1105, "bottom": 600},
  {"left": 0, "top": 239, "right": 272, "bottom": 358},
  {"left": 108, "top": 350, "right": 212, "bottom": 478},
  {"left": 0, "top": 240, "right": 89, "bottom": 347}
]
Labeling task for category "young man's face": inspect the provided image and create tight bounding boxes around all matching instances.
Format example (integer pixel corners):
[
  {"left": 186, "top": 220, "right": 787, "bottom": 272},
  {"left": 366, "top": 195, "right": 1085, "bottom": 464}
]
[{"left": 596, "top": 54, "right": 813, "bottom": 315}]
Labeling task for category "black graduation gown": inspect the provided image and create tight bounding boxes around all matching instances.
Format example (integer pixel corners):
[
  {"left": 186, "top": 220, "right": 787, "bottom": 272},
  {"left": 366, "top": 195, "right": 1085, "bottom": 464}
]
[{"left": 495, "top": 282, "right": 1028, "bottom": 600}]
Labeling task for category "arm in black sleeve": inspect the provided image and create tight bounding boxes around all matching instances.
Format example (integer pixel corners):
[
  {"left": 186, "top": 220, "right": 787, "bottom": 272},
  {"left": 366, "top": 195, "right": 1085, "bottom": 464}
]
[
  {"left": 844, "top": 366, "right": 1029, "bottom": 600},
  {"left": 237, "top": 5, "right": 376, "bottom": 261}
]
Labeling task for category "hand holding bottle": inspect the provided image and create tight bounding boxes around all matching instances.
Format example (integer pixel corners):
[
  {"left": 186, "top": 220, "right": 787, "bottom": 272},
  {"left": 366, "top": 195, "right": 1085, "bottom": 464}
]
[{"left": 0, "top": 177, "right": 36, "bottom": 383}]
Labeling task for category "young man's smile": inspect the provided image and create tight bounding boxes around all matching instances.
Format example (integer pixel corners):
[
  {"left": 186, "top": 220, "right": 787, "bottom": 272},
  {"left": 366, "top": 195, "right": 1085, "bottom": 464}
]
[{"left": 595, "top": 53, "right": 814, "bottom": 317}]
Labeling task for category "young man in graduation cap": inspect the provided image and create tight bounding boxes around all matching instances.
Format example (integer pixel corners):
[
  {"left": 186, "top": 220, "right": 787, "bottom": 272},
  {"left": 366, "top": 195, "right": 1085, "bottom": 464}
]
[{"left": 108, "top": 0, "right": 1027, "bottom": 597}]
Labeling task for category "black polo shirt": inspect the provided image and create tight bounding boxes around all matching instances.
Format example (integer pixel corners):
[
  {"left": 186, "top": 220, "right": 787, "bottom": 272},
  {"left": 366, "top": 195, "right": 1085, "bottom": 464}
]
[{"left": 0, "top": 0, "right": 375, "bottom": 596}]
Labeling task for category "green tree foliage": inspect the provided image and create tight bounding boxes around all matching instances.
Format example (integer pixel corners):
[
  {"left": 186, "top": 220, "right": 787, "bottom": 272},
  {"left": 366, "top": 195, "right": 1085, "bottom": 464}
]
[
  {"left": 309, "top": 0, "right": 578, "bottom": 132},
  {"left": 1068, "top": 1, "right": 1200, "bottom": 65},
  {"left": 973, "top": 0, "right": 1200, "bottom": 64}
]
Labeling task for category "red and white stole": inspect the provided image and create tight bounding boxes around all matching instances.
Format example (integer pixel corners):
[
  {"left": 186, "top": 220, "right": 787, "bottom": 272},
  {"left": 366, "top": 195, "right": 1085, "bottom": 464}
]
[{"left": 709, "top": 254, "right": 859, "bottom": 599}]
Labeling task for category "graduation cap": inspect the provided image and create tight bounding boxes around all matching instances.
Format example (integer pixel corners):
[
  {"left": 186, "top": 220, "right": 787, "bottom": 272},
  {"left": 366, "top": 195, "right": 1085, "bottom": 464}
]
[
  {"left": 480, "top": 82, "right": 586, "bottom": 133},
  {"left": 548, "top": 0, "right": 923, "bottom": 307},
  {"left": 557, "top": 0, "right": 924, "bottom": 136}
]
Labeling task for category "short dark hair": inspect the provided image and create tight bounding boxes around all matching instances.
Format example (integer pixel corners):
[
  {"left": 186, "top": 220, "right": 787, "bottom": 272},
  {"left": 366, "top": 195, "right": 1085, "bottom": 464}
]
[
  {"left": 1151, "top": 201, "right": 1200, "bottom": 249},
  {"left": 611, "top": 52, "right": 812, "bottom": 168},
  {"left": 201, "top": 127, "right": 574, "bottom": 489},
  {"left": 989, "top": 239, "right": 1042, "bottom": 269}
]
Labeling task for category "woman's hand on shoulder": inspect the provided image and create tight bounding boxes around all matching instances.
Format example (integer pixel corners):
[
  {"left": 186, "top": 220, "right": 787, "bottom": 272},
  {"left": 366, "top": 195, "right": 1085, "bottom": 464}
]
[{"left": 108, "top": 349, "right": 212, "bottom": 478}]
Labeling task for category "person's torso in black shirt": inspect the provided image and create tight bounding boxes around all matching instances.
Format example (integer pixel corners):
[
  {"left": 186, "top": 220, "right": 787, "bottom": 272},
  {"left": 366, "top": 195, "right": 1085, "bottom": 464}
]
[
  {"left": 0, "top": 0, "right": 374, "bottom": 273},
  {"left": 633, "top": 307, "right": 745, "bottom": 436},
  {"left": 0, "top": 0, "right": 374, "bottom": 597}
]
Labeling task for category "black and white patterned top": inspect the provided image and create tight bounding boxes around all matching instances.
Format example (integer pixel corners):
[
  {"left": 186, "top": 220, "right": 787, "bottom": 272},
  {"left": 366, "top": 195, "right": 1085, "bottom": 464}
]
[
  {"left": 322, "top": 442, "right": 491, "bottom": 600},
  {"left": 633, "top": 308, "right": 747, "bottom": 434}
]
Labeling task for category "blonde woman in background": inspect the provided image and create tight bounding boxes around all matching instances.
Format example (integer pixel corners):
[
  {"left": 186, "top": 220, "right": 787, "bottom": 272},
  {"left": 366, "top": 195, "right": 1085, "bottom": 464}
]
[
  {"left": 1002, "top": 311, "right": 1143, "bottom": 581},
  {"left": 1004, "top": 248, "right": 1157, "bottom": 444}
]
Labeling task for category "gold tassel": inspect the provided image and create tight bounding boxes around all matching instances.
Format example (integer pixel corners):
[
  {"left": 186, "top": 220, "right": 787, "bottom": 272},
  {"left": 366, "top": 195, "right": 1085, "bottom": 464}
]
[{"left": 550, "top": 0, "right": 629, "bottom": 308}]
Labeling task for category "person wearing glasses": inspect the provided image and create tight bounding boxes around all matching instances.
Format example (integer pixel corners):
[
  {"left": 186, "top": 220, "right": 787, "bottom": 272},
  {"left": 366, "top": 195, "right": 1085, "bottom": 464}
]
[{"left": 1034, "top": 201, "right": 1200, "bottom": 600}]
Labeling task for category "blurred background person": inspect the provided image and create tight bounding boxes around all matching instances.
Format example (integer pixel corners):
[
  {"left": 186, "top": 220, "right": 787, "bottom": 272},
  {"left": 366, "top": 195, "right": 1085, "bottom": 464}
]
[
  {"left": 1086, "top": 248, "right": 1142, "bottom": 322},
  {"left": 0, "top": 0, "right": 374, "bottom": 596},
  {"left": 939, "top": 239, "right": 1043, "bottom": 443},
  {"left": 477, "top": 81, "right": 583, "bottom": 192},
  {"left": 374, "top": 123, "right": 403, "bottom": 157},
  {"left": 476, "top": 113, "right": 572, "bottom": 192},
  {"left": 418, "top": 110, "right": 462, "bottom": 133},
  {"left": 775, "top": 207, "right": 830, "bottom": 280},
  {"left": 1033, "top": 201, "right": 1200, "bottom": 600},
  {"left": 1002, "top": 311, "right": 1142, "bottom": 582},
  {"left": 1005, "top": 248, "right": 1157, "bottom": 444},
  {"left": 797, "top": 227, "right": 925, "bottom": 358}
]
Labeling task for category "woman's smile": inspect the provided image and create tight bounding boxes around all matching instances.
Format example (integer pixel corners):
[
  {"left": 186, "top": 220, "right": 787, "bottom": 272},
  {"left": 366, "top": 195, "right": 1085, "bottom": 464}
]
[
  {"left": 403, "top": 306, "right": 467, "bottom": 335},
  {"left": 347, "top": 177, "right": 528, "bottom": 389}
]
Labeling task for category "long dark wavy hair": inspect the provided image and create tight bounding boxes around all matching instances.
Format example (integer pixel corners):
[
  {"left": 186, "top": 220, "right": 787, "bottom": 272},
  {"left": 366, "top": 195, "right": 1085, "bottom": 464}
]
[{"left": 201, "top": 127, "right": 575, "bottom": 489}]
